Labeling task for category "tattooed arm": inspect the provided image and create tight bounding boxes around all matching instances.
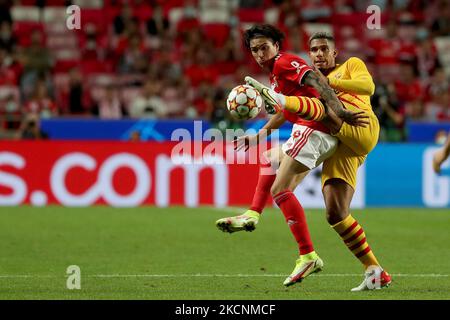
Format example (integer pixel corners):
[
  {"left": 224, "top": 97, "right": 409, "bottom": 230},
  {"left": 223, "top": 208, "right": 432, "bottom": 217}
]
[{"left": 303, "top": 70, "right": 369, "bottom": 127}]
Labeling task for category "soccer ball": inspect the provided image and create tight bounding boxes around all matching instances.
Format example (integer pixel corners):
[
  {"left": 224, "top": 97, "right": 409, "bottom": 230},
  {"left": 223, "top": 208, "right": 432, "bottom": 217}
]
[{"left": 226, "top": 84, "right": 263, "bottom": 120}]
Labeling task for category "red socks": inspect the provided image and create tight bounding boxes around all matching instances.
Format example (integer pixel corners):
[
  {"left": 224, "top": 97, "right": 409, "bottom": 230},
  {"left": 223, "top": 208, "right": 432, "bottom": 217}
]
[
  {"left": 273, "top": 190, "right": 314, "bottom": 255},
  {"left": 249, "top": 162, "right": 276, "bottom": 214}
]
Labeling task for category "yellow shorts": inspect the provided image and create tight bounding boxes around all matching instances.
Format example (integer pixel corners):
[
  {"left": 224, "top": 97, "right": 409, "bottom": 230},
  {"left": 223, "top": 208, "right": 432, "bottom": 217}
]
[{"left": 321, "top": 106, "right": 380, "bottom": 190}]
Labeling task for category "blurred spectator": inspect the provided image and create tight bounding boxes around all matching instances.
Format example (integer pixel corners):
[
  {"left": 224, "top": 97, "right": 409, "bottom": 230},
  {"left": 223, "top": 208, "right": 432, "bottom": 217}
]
[
  {"left": 426, "top": 67, "right": 449, "bottom": 100},
  {"left": 431, "top": 0, "right": 450, "bottom": 37},
  {"left": 435, "top": 129, "right": 449, "bottom": 144},
  {"left": 129, "top": 130, "right": 141, "bottom": 142},
  {"left": 425, "top": 91, "right": 450, "bottom": 121},
  {"left": 368, "top": 19, "right": 401, "bottom": 66},
  {"left": 129, "top": 80, "right": 166, "bottom": 118},
  {"left": 81, "top": 23, "right": 104, "bottom": 61},
  {"left": 176, "top": 2, "right": 201, "bottom": 42},
  {"left": 118, "top": 33, "right": 148, "bottom": 74},
  {"left": 284, "top": 23, "right": 309, "bottom": 61},
  {"left": 21, "top": 30, "right": 53, "bottom": 76},
  {"left": 92, "top": 84, "right": 127, "bottom": 119},
  {"left": 0, "top": 20, "right": 15, "bottom": 52},
  {"left": 18, "top": 114, "right": 49, "bottom": 140},
  {"left": 184, "top": 47, "right": 219, "bottom": 87},
  {"left": 215, "top": 31, "right": 244, "bottom": 75},
  {"left": 113, "top": 4, "right": 137, "bottom": 36},
  {"left": 24, "top": 80, "right": 58, "bottom": 118},
  {"left": 67, "top": 67, "right": 92, "bottom": 115},
  {"left": 152, "top": 41, "right": 182, "bottom": 82},
  {"left": 0, "top": 46, "right": 21, "bottom": 86},
  {"left": 278, "top": 0, "right": 299, "bottom": 28},
  {"left": 179, "top": 28, "right": 205, "bottom": 67},
  {"left": 0, "top": 92, "right": 21, "bottom": 131},
  {"left": 191, "top": 82, "right": 214, "bottom": 118},
  {"left": 114, "top": 19, "right": 142, "bottom": 58},
  {"left": 415, "top": 35, "right": 441, "bottom": 81},
  {"left": 160, "top": 77, "right": 190, "bottom": 117},
  {"left": 372, "top": 83, "right": 406, "bottom": 142},
  {"left": 394, "top": 62, "right": 424, "bottom": 104},
  {"left": 146, "top": 5, "right": 170, "bottom": 38},
  {"left": 20, "top": 30, "right": 53, "bottom": 100},
  {"left": 0, "top": 0, "right": 448, "bottom": 141},
  {"left": 405, "top": 99, "right": 426, "bottom": 120},
  {"left": 0, "top": 0, "right": 12, "bottom": 26}
]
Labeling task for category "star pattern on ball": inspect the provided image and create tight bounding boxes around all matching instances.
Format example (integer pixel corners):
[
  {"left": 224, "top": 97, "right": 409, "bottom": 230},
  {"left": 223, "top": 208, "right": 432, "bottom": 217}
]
[
  {"left": 236, "top": 86, "right": 247, "bottom": 94},
  {"left": 230, "top": 100, "right": 239, "bottom": 110},
  {"left": 247, "top": 97, "right": 256, "bottom": 108}
]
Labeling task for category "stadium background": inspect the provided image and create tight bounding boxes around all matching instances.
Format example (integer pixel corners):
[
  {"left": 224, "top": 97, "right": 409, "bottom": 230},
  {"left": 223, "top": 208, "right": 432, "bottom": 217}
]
[
  {"left": 0, "top": 0, "right": 449, "bottom": 301},
  {"left": 0, "top": 0, "right": 449, "bottom": 208}
]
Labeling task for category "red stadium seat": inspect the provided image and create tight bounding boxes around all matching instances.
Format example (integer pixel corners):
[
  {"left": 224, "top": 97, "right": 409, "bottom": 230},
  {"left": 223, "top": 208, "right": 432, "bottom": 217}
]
[
  {"left": 238, "top": 8, "right": 265, "bottom": 23},
  {"left": 53, "top": 60, "right": 80, "bottom": 74},
  {"left": 80, "top": 9, "right": 108, "bottom": 34},
  {"left": 44, "top": 0, "right": 67, "bottom": 6},
  {"left": 80, "top": 60, "right": 113, "bottom": 75},
  {"left": 202, "top": 23, "right": 230, "bottom": 48},
  {"left": 133, "top": 5, "right": 153, "bottom": 22},
  {"left": 13, "top": 21, "right": 45, "bottom": 47}
]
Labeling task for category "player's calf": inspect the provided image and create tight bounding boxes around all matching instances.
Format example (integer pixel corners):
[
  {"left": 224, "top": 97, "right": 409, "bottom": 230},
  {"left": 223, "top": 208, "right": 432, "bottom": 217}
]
[{"left": 245, "top": 76, "right": 326, "bottom": 121}]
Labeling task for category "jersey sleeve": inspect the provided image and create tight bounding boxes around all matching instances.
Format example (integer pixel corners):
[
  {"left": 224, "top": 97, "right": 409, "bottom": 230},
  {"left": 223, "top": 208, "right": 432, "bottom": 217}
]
[
  {"left": 274, "top": 56, "right": 313, "bottom": 86},
  {"left": 328, "top": 57, "right": 375, "bottom": 96}
]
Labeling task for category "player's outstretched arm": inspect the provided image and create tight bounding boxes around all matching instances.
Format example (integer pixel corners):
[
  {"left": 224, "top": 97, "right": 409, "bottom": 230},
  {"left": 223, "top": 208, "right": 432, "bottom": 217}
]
[
  {"left": 234, "top": 112, "right": 286, "bottom": 151},
  {"left": 303, "top": 71, "right": 369, "bottom": 127},
  {"left": 320, "top": 58, "right": 375, "bottom": 96}
]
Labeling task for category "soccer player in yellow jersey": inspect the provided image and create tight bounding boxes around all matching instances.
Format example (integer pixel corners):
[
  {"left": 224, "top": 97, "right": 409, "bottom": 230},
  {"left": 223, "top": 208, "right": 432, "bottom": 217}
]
[{"left": 244, "top": 32, "right": 392, "bottom": 291}]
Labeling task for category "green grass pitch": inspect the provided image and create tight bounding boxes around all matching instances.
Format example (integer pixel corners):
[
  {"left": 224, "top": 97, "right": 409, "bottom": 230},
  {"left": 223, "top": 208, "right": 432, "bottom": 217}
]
[{"left": 0, "top": 206, "right": 449, "bottom": 300}]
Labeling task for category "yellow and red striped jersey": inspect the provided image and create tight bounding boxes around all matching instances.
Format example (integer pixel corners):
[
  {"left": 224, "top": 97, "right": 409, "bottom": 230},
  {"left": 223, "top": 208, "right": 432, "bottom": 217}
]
[{"left": 327, "top": 57, "right": 375, "bottom": 113}]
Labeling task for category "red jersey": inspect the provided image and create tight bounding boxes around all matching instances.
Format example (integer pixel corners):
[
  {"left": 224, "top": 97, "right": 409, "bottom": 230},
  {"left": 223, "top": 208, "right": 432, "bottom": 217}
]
[{"left": 270, "top": 52, "right": 329, "bottom": 133}]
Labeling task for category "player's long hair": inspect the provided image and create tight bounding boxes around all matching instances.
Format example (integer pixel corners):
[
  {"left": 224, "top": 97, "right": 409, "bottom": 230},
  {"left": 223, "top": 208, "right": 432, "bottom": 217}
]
[{"left": 243, "top": 24, "right": 285, "bottom": 50}]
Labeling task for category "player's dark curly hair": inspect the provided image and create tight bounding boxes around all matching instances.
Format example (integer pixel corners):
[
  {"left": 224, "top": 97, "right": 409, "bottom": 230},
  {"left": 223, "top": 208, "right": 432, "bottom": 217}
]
[
  {"left": 308, "top": 32, "right": 335, "bottom": 46},
  {"left": 243, "top": 24, "right": 285, "bottom": 50}
]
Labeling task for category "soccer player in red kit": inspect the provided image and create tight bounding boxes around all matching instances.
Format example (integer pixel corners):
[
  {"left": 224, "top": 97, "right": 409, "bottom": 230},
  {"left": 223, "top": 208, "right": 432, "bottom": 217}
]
[{"left": 216, "top": 24, "right": 366, "bottom": 286}]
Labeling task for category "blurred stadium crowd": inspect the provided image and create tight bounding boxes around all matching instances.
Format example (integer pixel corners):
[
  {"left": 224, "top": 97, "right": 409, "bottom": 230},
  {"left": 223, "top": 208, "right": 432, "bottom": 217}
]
[{"left": 0, "top": 0, "right": 449, "bottom": 141}]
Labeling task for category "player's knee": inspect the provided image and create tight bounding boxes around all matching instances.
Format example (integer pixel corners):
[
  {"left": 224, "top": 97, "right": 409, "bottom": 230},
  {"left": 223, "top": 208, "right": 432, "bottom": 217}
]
[
  {"left": 270, "top": 183, "right": 288, "bottom": 197},
  {"left": 325, "top": 205, "right": 349, "bottom": 225},
  {"left": 270, "top": 185, "right": 280, "bottom": 197}
]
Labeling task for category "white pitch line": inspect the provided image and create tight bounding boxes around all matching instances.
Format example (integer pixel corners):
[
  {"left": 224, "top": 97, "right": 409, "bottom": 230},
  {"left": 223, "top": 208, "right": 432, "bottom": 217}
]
[{"left": 0, "top": 274, "right": 448, "bottom": 278}]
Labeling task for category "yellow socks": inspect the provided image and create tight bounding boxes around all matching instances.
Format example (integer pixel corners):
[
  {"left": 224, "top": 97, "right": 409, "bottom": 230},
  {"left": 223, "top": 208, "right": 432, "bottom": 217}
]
[
  {"left": 332, "top": 215, "right": 380, "bottom": 269},
  {"left": 285, "top": 96, "right": 326, "bottom": 121}
]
